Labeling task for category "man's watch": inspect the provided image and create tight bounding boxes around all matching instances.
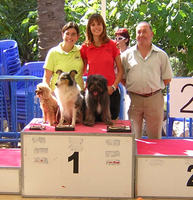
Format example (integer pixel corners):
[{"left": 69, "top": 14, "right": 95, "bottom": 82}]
[{"left": 111, "top": 85, "right": 116, "bottom": 91}]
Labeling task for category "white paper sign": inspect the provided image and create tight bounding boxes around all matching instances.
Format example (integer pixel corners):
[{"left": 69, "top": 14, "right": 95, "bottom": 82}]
[{"left": 169, "top": 77, "right": 193, "bottom": 118}]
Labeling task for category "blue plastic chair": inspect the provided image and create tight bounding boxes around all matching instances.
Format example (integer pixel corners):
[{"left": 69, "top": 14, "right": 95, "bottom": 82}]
[
  {"left": 16, "top": 61, "right": 44, "bottom": 89},
  {"left": 0, "top": 40, "right": 21, "bottom": 131},
  {"left": 0, "top": 40, "right": 17, "bottom": 65},
  {"left": 0, "top": 76, "right": 42, "bottom": 147},
  {"left": 18, "top": 61, "right": 45, "bottom": 77},
  {"left": 118, "top": 83, "right": 125, "bottom": 120},
  {"left": 0, "top": 40, "right": 20, "bottom": 75},
  {"left": 15, "top": 61, "right": 44, "bottom": 127},
  {"left": 0, "top": 81, "right": 7, "bottom": 132}
]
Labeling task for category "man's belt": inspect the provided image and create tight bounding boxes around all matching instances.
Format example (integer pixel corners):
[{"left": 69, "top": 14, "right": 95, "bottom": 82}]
[{"left": 129, "top": 89, "right": 161, "bottom": 97}]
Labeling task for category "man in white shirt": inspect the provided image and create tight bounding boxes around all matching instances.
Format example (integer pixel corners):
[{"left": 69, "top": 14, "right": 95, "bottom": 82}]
[{"left": 121, "top": 21, "right": 173, "bottom": 139}]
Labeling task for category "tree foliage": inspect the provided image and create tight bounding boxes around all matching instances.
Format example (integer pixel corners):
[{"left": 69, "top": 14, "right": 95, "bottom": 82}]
[
  {"left": 0, "top": 0, "right": 192, "bottom": 76},
  {"left": 0, "top": 0, "right": 37, "bottom": 63},
  {"left": 64, "top": 0, "right": 193, "bottom": 76}
]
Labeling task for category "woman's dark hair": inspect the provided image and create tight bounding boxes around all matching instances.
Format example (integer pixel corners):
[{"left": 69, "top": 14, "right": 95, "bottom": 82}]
[{"left": 62, "top": 21, "right": 80, "bottom": 35}]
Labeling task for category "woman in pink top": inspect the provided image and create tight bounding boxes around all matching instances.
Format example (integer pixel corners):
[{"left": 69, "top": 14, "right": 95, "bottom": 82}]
[{"left": 81, "top": 13, "right": 123, "bottom": 120}]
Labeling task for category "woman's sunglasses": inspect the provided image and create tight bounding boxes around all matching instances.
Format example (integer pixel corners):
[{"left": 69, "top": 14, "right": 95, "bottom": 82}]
[{"left": 115, "top": 36, "right": 126, "bottom": 41}]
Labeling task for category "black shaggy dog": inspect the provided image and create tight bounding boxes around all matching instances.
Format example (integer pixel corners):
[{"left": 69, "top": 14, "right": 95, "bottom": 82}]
[{"left": 84, "top": 74, "right": 113, "bottom": 126}]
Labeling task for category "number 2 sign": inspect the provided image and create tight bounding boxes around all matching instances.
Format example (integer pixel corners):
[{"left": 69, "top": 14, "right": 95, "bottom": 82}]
[{"left": 169, "top": 77, "right": 193, "bottom": 118}]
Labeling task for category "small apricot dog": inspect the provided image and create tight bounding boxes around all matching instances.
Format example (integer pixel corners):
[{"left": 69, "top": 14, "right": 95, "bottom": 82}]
[
  {"left": 54, "top": 70, "right": 83, "bottom": 127},
  {"left": 35, "top": 82, "right": 58, "bottom": 126}
]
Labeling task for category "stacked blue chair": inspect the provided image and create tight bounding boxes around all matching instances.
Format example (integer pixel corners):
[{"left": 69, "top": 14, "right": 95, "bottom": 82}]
[
  {"left": 0, "top": 77, "right": 20, "bottom": 146},
  {"left": 0, "top": 80, "right": 6, "bottom": 132},
  {"left": 0, "top": 80, "right": 9, "bottom": 132},
  {"left": 118, "top": 83, "right": 126, "bottom": 120},
  {"left": 0, "top": 40, "right": 44, "bottom": 146},
  {"left": 0, "top": 40, "right": 21, "bottom": 132},
  {"left": 15, "top": 61, "right": 44, "bottom": 128},
  {"left": 0, "top": 76, "right": 42, "bottom": 147},
  {"left": 0, "top": 40, "right": 20, "bottom": 75},
  {"left": 0, "top": 40, "right": 15, "bottom": 128}
]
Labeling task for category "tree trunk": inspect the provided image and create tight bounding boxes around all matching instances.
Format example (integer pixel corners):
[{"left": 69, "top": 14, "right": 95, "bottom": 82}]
[{"left": 37, "top": 0, "right": 66, "bottom": 60}]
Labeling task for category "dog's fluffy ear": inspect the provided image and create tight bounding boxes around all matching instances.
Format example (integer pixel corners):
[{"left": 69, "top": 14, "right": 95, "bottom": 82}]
[
  {"left": 37, "top": 82, "right": 49, "bottom": 89},
  {"left": 69, "top": 70, "right": 77, "bottom": 80},
  {"left": 56, "top": 70, "right": 63, "bottom": 75},
  {"left": 42, "top": 82, "right": 50, "bottom": 88},
  {"left": 87, "top": 75, "right": 94, "bottom": 86}
]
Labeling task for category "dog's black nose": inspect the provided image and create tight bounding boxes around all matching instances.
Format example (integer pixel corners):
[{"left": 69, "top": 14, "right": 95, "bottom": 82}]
[{"left": 55, "top": 83, "right": 58, "bottom": 86}]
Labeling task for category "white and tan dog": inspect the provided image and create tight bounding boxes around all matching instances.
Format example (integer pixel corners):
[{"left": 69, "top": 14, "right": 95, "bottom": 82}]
[
  {"left": 54, "top": 70, "right": 83, "bottom": 127},
  {"left": 35, "top": 82, "right": 58, "bottom": 126}
]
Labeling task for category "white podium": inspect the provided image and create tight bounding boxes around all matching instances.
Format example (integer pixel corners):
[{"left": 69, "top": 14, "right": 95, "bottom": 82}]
[
  {"left": 136, "top": 139, "right": 193, "bottom": 198},
  {"left": 0, "top": 149, "right": 20, "bottom": 194},
  {"left": 21, "top": 119, "right": 135, "bottom": 198}
]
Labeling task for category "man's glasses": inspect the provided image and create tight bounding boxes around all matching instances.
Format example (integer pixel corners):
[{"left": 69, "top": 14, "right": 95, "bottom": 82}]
[{"left": 115, "top": 36, "right": 126, "bottom": 41}]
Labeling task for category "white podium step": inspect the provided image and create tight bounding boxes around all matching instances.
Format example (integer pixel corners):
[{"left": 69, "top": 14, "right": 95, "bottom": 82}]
[
  {"left": 21, "top": 119, "right": 135, "bottom": 198},
  {"left": 136, "top": 139, "right": 193, "bottom": 198},
  {"left": 2, "top": 119, "right": 193, "bottom": 198},
  {"left": 0, "top": 148, "right": 20, "bottom": 194}
]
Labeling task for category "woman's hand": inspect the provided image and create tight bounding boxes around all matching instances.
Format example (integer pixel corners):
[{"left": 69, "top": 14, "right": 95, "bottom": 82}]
[{"left": 108, "top": 85, "right": 115, "bottom": 95}]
